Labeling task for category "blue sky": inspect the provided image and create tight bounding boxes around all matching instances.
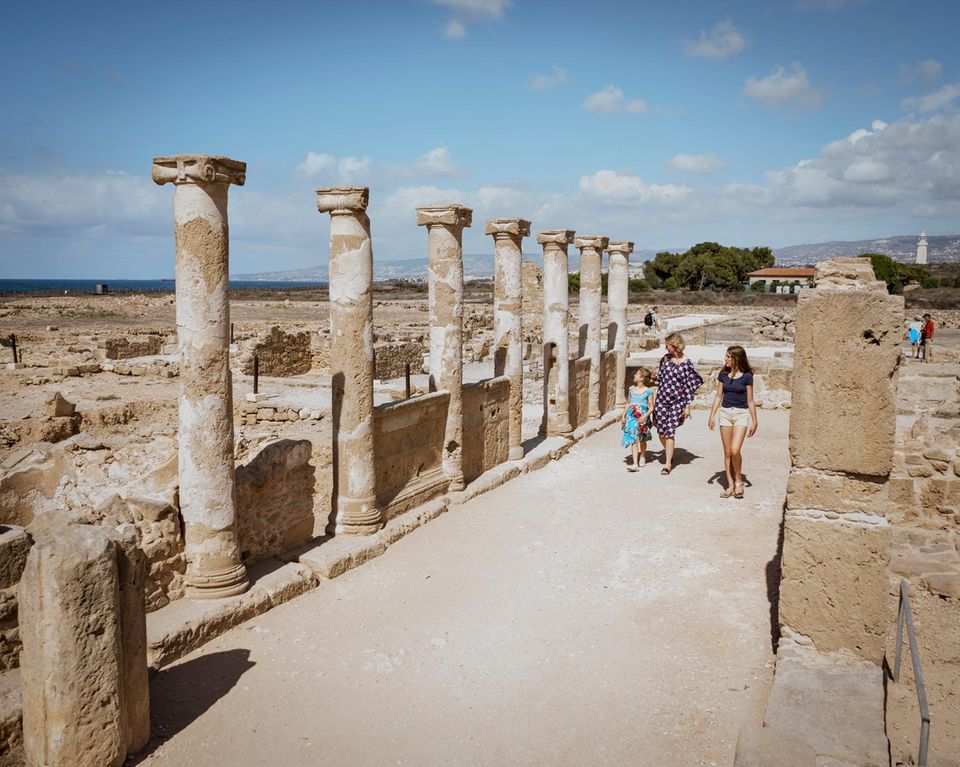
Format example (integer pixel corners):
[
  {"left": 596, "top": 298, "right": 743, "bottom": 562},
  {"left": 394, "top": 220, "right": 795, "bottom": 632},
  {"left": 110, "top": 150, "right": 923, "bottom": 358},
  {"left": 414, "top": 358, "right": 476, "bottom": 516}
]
[{"left": 1, "top": 0, "right": 959, "bottom": 277}]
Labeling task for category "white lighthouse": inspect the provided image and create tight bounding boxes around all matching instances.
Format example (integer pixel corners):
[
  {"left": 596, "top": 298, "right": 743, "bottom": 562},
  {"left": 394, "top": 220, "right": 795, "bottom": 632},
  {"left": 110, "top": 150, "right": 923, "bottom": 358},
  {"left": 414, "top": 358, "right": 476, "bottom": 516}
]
[{"left": 916, "top": 231, "right": 928, "bottom": 265}]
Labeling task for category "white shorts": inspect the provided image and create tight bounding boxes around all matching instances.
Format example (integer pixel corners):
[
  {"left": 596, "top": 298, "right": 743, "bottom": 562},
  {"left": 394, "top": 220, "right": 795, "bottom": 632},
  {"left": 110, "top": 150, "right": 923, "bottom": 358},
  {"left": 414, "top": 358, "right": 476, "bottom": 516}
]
[{"left": 719, "top": 407, "right": 751, "bottom": 428}]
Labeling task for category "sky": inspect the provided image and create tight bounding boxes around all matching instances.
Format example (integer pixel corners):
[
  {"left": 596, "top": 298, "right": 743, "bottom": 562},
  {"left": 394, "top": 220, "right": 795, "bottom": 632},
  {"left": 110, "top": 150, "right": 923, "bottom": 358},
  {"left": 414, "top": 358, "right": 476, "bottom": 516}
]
[{"left": 1, "top": 0, "right": 959, "bottom": 278}]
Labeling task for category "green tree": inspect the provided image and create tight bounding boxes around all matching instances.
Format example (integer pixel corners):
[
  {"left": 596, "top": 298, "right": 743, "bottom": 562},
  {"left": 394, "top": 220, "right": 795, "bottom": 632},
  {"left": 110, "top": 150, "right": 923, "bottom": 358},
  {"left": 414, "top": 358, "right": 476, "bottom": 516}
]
[
  {"left": 664, "top": 276, "right": 679, "bottom": 292},
  {"left": 567, "top": 271, "right": 580, "bottom": 293},
  {"left": 860, "top": 253, "right": 902, "bottom": 294},
  {"left": 628, "top": 278, "right": 651, "bottom": 292},
  {"left": 750, "top": 281, "right": 767, "bottom": 292}
]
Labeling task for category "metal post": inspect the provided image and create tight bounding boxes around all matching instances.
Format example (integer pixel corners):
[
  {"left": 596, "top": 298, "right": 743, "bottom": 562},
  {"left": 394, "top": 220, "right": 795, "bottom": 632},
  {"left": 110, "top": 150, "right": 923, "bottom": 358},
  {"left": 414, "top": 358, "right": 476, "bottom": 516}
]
[
  {"left": 230, "top": 322, "right": 235, "bottom": 344},
  {"left": 404, "top": 363, "right": 411, "bottom": 399},
  {"left": 253, "top": 353, "right": 259, "bottom": 395},
  {"left": 10, "top": 334, "right": 17, "bottom": 364}
]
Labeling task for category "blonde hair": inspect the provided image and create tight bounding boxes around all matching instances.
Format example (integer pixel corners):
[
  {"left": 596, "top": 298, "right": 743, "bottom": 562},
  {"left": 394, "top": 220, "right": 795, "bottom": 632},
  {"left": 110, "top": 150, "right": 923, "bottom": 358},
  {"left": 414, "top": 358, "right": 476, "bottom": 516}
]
[
  {"left": 664, "top": 332, "right": 686, "bottom": 353},
  {"left": 635, "top": 366, "right": 654, "bottom": 386}
]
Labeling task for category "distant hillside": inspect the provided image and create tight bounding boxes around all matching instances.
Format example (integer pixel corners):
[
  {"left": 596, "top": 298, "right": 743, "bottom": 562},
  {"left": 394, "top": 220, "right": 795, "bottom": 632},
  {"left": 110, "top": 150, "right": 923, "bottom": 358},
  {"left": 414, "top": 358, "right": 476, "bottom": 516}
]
[
  {"left": 773, "top": 234, "right": 960, "bottom": 265},
  {"left": 233, "top": 235, "right": 959, "bottom": 281}
]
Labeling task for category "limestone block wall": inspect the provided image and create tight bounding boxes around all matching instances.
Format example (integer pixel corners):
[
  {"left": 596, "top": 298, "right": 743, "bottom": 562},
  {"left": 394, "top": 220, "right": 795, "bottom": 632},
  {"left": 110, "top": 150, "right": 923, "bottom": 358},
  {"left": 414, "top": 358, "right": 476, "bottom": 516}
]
[
  {"left": 521, "top": 260, "right": 544, "bottom": 327},
  {"left": 102, "top": 335, "right": 164, "bottom": 360},
  {"left": 235, "top": 439, "right": 317, "bottom": 562},
  {"left": 778, "top": 259, "right": 904, "bottom": 664},
  {"left": 597, "top": 349, "right": 618, "bottom": 415},
  {"left": 567, "top": 357, "right": 593, "bottom": 430},
  {"left": 373, "top": 392, "right": 450, "bottom": 518},
  {"left": 239, "top": 326, "right": 312, "bottom": 377},
  {"left": 238, "top": 402, "right": 324, "bottom": 426},
  {"left": 374, "top": 341, "right": 424, "bottom": 381},
  {"left": 462, "top": 377, "right": 511, "bottom": 484},
  {"left": 0, "top": 525, "right": 30, "bottom": 671}
]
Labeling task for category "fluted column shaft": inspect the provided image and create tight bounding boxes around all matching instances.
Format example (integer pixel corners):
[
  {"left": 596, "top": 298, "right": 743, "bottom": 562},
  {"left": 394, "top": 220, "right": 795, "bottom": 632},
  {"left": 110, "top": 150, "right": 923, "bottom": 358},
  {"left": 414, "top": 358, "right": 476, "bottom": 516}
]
[
  {"left": 487, "top": 218, "right": 530, "bottom": 461},
  {"left": 606, "top": 241, "right": 634, "bottom": 408},
  {"left": 539, "top": 230, "right": 575, "bottom": 437},
  {"left": 152, "top": 154, "right": 248, "bottom": 599},
  {"left": 316, "top": 187, "right": 381, "bottom": 535},
  {"left": 576, "top": 235, "right": 609, "bottom": 419},
  {"left": 418, "top": 205, "right": 472, "bottom": 491}
]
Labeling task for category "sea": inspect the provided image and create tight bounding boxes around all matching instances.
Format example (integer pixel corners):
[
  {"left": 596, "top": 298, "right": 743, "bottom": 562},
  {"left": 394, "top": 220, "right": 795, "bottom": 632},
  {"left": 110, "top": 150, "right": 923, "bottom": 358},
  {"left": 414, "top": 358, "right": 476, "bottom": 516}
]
[{"left": 0, "top": 279, "right": 327, "bottom": 295}]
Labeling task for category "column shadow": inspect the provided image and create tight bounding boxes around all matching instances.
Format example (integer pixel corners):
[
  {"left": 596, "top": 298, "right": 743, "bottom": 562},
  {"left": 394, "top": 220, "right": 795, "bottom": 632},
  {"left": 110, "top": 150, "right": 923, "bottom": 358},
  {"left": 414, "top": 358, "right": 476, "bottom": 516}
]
[
  {"left": 130, "top": 649, "right": 256, "bottom": 763},
  {"left": 326, "top": 371, "right": 344, "bottom": 536},
  {"left": 765, "top": 503, "right": 786, "bottom": 654}
]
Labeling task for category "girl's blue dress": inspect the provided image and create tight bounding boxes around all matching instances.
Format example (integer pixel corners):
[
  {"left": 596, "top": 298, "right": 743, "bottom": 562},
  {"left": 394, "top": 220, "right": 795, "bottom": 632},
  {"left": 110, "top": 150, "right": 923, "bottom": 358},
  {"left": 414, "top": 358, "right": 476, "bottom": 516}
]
[{"left": 621, "top": 388, "right": 654, "bottom": 448}]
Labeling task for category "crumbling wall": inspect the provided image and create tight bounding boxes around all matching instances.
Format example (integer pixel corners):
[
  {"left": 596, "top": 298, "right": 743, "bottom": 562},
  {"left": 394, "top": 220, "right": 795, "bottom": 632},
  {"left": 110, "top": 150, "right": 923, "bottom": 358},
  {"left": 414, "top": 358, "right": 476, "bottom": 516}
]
[
  {"left": 235, "top": 439, "right": 317, "bottom": 562},
  {"left": 0, "top": 525, "right": 30, "bottom": 671},
  {"left": 101, "top": 335, "right": 163, "bottom": 360},
  {"left": 462, "top": 377, "right": 510, "bottom": 483},
  {"left": 374, "top": 341, "right": 424, "bottom": 381},
  {"left": 779, "top": 258, "right": 903, "bottom": 664},
  {"left": 567, "top": 357, "right": 592, "bottom": 430},
  {"left": 598, "top": 350, "right": 618, "bottom": 415},
  {"left": 373, "top": 392, "right": 449, "bottom": 518},
  {"left": 521, "top": 260, "right": 543, "bottom": 328},
  {"left": 239, "top": 326, "right": 312, "bottom": 377}
]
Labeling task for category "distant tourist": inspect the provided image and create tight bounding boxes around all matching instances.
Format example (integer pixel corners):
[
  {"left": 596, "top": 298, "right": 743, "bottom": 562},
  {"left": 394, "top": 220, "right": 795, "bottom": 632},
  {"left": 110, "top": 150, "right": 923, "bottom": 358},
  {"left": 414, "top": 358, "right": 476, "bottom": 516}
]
[
  {"left": 921, "top": 313, "right": 935, "bottom": 362},
  {"left": 653, "top": 332, "right": 703, "bottom": 475},
  {"left": 708, "top": 346, "right": 758, "bottom": 499},
  {"left": 643, "top": 306, "right": 661, "bottom": 335},
  {"left": 620, "top": 367, "right": 656, "bottom": 471},
  {"left": 908, "top": 316, "right": 923, "bottom": 358}
]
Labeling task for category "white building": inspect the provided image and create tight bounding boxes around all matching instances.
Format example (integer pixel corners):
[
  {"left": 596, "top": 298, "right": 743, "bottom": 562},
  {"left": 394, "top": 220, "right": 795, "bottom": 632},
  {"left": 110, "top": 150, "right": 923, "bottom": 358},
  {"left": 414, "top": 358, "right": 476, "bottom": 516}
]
[{"left": 916, "top": 231, "right": 928, "bottom": 265}]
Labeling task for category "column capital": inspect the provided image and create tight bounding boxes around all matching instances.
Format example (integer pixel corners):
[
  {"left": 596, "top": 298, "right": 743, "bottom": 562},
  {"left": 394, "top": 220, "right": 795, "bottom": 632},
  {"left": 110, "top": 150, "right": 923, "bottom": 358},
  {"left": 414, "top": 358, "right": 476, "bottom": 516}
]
[
  {"left": 152, "top": 155, "right": 246, "bottom": 187},
  {"left": 316, "top": 186, "right": 369, "bottom": 215},
  {"left": 485, "top": 218, "right": 531, "bottom": 238},
  {"left": 537, "top": 229, "right": 575, "bottom": 247},
  {"left": 606, "top": 240, "right": 634, "bottom": 256},
  {"left": 574, "top": 235, "right": 609, "bottom": 251},
  {"left": 416, "top": 204, "right": 472, "bottom": 228}
]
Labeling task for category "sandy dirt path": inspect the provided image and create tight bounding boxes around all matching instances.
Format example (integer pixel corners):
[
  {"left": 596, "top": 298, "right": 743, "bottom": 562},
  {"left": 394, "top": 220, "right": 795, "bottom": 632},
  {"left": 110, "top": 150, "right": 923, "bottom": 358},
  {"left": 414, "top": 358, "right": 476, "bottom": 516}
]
[{"left": 136, "top": 411, "right": 790, "bottom": 767}]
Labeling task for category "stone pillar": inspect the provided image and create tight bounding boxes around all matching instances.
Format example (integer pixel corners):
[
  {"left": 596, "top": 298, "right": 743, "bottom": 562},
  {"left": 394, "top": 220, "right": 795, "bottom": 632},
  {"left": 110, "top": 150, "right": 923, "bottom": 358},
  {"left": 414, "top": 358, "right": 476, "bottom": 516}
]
[
  {"left": 152, "top": 155, "right": 248, "bottom": 599},
  {"left": 606, "top": 241, "right": 634, "bottom": 408},
  {"left": 778, "top": 258, "right": 903, "bottom": 664},
  {"left": 19, "top": 516, "right": 149, "bottom": 767},
  {"left": 539, "top": 230, "right": 576, "bottom": 437},
  {"left": 418, "top": 205, "right": 473, "bottom": 491},
  {"left": 575, "top": 235, "right": 609, "bottom": 419},
  {"left": 316, "top": 187, "right": 381, "bottom": 535},
  {"left": 486, "top": 217, "right": 531, "bottom": 461}
]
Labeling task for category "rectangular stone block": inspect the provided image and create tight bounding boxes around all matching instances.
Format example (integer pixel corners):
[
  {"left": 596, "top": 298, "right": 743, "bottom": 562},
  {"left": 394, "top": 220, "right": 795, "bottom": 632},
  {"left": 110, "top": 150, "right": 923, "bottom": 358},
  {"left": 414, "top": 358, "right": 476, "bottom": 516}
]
[
  {"left": 786, "top": 468, "right": 889, "bottom": 516},
  {"left": 779, "top": 512, "right": 891, "bottom": 663},
  {"left": 789, "top": 288, "right": 903, "bottom": 476}
]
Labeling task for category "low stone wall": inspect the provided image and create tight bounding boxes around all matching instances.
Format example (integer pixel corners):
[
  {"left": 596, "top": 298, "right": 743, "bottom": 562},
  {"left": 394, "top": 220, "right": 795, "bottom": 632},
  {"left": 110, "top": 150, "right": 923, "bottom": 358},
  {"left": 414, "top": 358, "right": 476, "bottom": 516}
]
[
  {"left": 462, "top": 377, "right": 511, "bottom": 484},
  {"left": 567, "top": 357, "right": 592, "bottom": 430},
  {"left": 236, "top": 439, "right": 317, "bottom": 562},
  {"left": 102, "top": 335, "right": 163, "bottom": 360},
  {"left": 0, "top": 525, "right": 30, "bottom": 672},
  {"left": 374, "top": 341, "right": 424, "bottom": 381},
  {"left": 753, "top": 311, "right": 796, "bottom": 342},
  {"left": 239, "top": 327, "right": 312, "bottom": 377},
  {"left": 374, "top": 392, "right": 450, "bottom": 518},
  {"left": 598, "top": 350, "right": 619, "bottom": 415},
  {"left": 238, "top": 403, "right": 323, "bottom": 426}
]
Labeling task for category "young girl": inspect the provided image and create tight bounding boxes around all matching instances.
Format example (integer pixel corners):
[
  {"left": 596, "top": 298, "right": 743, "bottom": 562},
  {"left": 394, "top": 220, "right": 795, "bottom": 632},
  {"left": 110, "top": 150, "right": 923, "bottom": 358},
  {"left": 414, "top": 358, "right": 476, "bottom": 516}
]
[
  {"left": 620, "top": 367, "right": 656, "bottom": 471},
  {"left": 708, "top": 345, "right": 758, "bottom": 499}
]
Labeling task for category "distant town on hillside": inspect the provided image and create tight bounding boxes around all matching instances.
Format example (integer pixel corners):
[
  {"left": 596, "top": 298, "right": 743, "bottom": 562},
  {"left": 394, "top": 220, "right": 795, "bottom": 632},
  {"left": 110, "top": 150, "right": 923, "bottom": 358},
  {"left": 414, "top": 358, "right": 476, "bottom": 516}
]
[{"left": 233, "top": 233, "right": 960, "bottom": 282}]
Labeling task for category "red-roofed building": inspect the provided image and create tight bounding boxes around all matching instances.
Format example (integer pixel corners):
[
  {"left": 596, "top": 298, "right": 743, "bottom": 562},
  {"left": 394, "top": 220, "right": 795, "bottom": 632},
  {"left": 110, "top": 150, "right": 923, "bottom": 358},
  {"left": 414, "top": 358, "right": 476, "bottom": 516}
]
[{"left": 748, "top": 267, "right": 816, "bottom": 292}]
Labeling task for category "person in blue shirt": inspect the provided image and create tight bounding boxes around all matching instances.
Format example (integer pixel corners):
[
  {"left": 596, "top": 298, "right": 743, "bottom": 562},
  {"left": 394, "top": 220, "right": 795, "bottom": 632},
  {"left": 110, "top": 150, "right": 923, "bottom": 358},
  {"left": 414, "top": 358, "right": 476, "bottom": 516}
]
[
  {"left": 708, "top": 345, "right": 758, "bottom": 499},
  {"left": 620, "top": 367, "right": 657, "bottom": 471}
]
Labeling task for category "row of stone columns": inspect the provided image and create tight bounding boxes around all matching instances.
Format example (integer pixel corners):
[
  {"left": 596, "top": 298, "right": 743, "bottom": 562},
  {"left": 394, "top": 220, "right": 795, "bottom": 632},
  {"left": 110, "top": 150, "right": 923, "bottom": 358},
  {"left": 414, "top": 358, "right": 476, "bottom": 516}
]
[{"left": 150, "top": 155, "right": 636, "bottom": 602}]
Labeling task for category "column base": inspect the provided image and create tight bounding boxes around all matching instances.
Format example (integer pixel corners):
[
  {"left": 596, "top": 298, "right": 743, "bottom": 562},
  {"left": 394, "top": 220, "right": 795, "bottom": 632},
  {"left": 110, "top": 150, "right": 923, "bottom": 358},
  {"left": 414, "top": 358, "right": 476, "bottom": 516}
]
[
  {"left": 185, "top": 562, "right": 249, "bottom": 600},
  {"left": 508, "top": 446, "right": 524, "bottom": 461},
  {"left": 335, "top": 496, "right": 383, "bottom": 536}
]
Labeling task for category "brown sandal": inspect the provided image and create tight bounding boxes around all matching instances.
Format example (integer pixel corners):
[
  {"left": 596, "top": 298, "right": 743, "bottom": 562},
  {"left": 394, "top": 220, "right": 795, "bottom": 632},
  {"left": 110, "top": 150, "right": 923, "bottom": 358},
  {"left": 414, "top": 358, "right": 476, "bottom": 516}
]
[
  {"left": 734, "top": 483, "right": 744, "bottom": 499},
  {"left": 660, "top": 467, "right": 671, "bottom": 475},
  {"left": 720, "top": 487, "right": 734, "bottom": 498}
]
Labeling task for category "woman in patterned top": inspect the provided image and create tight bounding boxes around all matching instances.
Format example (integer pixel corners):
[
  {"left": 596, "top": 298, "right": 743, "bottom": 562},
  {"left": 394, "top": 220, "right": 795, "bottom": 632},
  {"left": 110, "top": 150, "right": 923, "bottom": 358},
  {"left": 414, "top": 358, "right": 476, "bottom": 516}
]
[{"left": 653, "top": 332, "right": 704, "bottom": 475}]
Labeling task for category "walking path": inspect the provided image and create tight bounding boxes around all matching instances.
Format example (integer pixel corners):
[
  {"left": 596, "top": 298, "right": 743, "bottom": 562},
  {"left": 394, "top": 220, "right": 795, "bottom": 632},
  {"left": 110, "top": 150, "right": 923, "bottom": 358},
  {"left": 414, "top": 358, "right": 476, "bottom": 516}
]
[{"left": 137, "top": 411, "right": 791, "bottom": 767}]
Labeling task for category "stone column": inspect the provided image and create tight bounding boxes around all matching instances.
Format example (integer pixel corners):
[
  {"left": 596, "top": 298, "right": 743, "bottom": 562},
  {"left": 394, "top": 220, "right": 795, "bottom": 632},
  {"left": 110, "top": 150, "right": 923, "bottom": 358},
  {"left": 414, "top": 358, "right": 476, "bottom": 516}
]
[
  {"left": 317, "top": 187, "right": 381, "bottom": 535},
  {"left": 606, "top": 241, "right": 634, "bottom": 408},
  {"left": 575, "top": 235, "right": 609, "bottom": 419},
  {"left": 539, "top": 230, "right": 576, "bottom": 437},
  {"left": 152, "top": 155, "right": 248, "bottom": 599},
  {"left": 779, "top": 258, "right": 903, "bottom": 664},
  {"left": 486, "top": 217, "right": 531, "bottom": 461},
  {"left": 418, "top": 205, "right": 472, "bottom": 491},
  {"left": 20, "top": 516, "right": 149, "bottom": 767}
]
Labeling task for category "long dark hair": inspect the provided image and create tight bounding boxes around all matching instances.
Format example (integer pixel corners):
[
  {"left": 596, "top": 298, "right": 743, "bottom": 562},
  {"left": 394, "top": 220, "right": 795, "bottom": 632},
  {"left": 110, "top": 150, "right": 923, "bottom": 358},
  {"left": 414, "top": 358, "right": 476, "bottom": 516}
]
[{"left": 724, "top": 345, "right": 753, "bottom": 375}]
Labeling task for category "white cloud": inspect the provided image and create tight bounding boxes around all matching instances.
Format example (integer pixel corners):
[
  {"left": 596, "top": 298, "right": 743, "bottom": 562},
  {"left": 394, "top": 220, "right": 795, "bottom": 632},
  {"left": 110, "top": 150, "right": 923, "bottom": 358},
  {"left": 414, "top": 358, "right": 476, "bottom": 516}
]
[
  {"left": 337, "top": 156, "right": 373, "bottom": 182},
  {"left": 667, "top": 153, "right": 727, "bottom": 174},
  {"left": 900, "top": 59, "right": 943, "bottom": 87},
  {"left": 403, "top": 146, "right": 466, "bottom": 178},
  {"left": 296, "top": 152, "right": 336, "bottom": 177},
  {"left": 530, "top": 66, "right": 568, "bottom": 92},
  {"left": 742, "top": 63, "right": 822, "bottom": 110},
  {"left": 443, "top": 19, "right": 467, "bottom": 38},
  {"left": 902, "top": 82, "right": 960, "bottom": 114},
  {"left": 682, "top": 20, "right": 746, "bottom": 60},
  {"left": 582, "top": 86, "right": 648, "bottom": 116},
  {"left": 429, "top": 0, "right": 511, "bottom": 39},
  {"left": 578, "top": 170, "right": 691, "bottom": 205}
]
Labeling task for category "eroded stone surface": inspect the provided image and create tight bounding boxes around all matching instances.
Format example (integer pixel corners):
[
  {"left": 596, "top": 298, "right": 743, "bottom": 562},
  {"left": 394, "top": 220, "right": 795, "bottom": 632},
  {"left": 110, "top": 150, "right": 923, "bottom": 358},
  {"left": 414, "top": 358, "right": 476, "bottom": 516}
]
[
  {"left": 574, "top": 235, "right": 608, "bottom": 419},
  {"left": 539, "top": 230, "right": 575, "bottom": 437},
  {"left": 606, "top": 241, "right": 633, "bottom": 408}
]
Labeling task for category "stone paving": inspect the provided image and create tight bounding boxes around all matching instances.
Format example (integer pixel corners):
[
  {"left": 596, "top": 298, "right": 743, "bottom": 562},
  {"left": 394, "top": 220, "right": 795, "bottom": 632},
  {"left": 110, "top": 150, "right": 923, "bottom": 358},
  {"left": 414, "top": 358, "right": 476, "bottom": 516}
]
[{"left": 137, "top": 411, "right": 791, "bottom": 767}]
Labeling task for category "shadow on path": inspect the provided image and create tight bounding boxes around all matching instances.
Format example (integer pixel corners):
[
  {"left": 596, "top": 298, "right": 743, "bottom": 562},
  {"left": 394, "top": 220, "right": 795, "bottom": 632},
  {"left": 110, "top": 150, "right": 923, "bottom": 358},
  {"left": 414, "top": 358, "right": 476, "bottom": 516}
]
[
  {"left": 765, "top": 505, "right": 786, "bottom": 654},
  {"left": 131, "top": 649, "right": 256, "bottom": 763}
]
